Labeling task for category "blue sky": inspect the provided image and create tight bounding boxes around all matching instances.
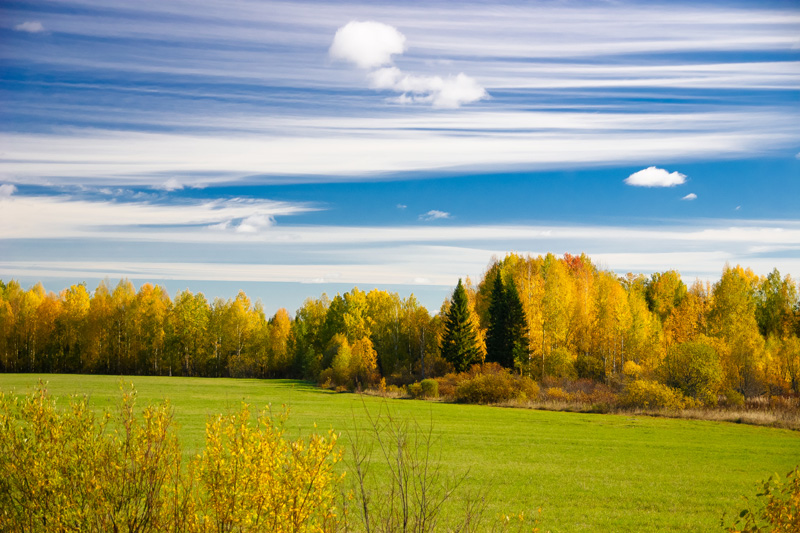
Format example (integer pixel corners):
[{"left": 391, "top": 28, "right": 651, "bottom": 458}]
[{"left": 1, "top": 0, "right": 799, "bottom": 315}]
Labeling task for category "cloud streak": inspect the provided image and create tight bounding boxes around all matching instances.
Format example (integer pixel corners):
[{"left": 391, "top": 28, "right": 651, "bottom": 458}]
[
  {"left": 419, "top": 210, "right": 451, "bottom": 221},
  {"left": 14, "top": 21, "right": 44, "bottom": 33}
]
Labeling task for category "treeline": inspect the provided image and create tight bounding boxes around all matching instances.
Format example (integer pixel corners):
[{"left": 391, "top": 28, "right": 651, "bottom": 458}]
[{"left": 1, "top": 253, "right": 798, "bottom": 397}]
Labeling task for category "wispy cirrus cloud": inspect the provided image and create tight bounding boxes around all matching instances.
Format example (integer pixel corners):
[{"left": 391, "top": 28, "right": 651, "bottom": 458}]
[
  {"left": 0, "top": 194, "right": 317, "bottom": 239},
  {"left": 419, "top": 210, "right": 451, "bottom": 221},
  {"left": 682, "top": 193, "right": 697, "bottom": 201},
  {"left": 0, "top": 184, "right": 17, "bottom": 199},
  {"left": 14, "top": 21, "right": 44, "bottom": 33}
]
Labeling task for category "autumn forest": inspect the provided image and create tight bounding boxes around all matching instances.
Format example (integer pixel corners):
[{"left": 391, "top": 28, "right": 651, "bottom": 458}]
[{"left": 1, "top": 253, "right": 799, "bottom": 404}]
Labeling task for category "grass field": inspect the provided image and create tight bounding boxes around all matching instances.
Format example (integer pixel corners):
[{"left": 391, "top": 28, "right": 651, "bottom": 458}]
[{"left": 1, "top": 374, "right": 798, "bottom": 532}]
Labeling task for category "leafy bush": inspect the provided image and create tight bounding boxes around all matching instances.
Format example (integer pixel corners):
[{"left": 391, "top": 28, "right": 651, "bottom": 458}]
[
  {"left": 453, "top": 365, "right": 539, "bottom": 404},
  {"left": 407, "top": 382, "right": 424, "bottom": 398},
  {"left": 543, "top": 347, "right": 577, "bottom": 379},
  {"left": 721, "top": 388, "right": 746, "bottom": 408},
  {"left": 726, "top": 465, "right": 800, "bottom": 532},
  {"left": 420, "top": 378, "right": 439, "bottom": 398},
  {"left": 660, "top": 339, "right": 722, "bottom": 405},
  {"left": 620, "top": 379, "right": 690, "bottom": 410},
  {"left": 0, "top": 383, "right": 342, "bottom": 532},
  {"left": 575, "top": 352, "right": 606, "bottom": 381},
  {"left": 545, "top": 387, "right": 572, "bottom": 402},
  {"left": 622, "top": 360, "right": 643, "bottom": 380}
]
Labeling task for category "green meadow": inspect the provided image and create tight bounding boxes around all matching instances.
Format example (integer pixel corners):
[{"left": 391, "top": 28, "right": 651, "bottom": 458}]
[{"left": 1, "top": 374, "right": 797, "bottom": 532}]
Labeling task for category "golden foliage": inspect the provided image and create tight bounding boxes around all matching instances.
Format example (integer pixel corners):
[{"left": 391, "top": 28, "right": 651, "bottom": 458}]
[{"left": 0, "top": 383, "right": 342, "bottom": 532}]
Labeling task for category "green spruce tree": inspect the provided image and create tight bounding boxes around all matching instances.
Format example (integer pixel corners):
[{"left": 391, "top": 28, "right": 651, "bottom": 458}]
[
  {"left": 506, "top": 279, "right": 530, "bottom": 370},
  {"left": 487, "top": 271, "right": 530, "bottom": 369},
  {"left": 486, "top": 273, "right": 510, "bottom": 366},
  {"left": 440, "top": 279, "right": 482, "bottom": 372}
]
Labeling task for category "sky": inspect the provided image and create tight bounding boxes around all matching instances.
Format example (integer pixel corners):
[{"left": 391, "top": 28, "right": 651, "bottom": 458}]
[{"left": 1, "top": 0, "right": 799, "bottom": 316}]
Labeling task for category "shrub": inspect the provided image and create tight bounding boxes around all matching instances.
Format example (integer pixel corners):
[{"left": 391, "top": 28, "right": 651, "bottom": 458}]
[
  {"left": 407, "top": 382, "right": 424, "bottom": 398},
  {"left": 420, "top": 378, "right": 439, "bottom": 398},
  {"left": 545, "top": 387, "right": 572, "bottom": 402},
  {"left": 620, "top": 379, "right": 689, "bottom": 410},
  {"left": 622, "top": 360, "right": 643, "bottom": 380},
  {"left": 575, "top": 352, "right": 606, "bottom": 381},
  {"left": 726, "top": 465, "right": 800, "bottom": 532},
  {"left": 659, "top": 339, "right": 722, "bottom": 405},
  {"left": 544, "top": 347, "right": 577, "bottom": 379},
  {"left": 0, "top": 383, "right": 342, "bottom": 533},
  {"left": 721, "top": 388, "right": 746, "bottom": 408},
  {"left": 454, "top": 366, "right": 539, "bottom": 404},
  {"left": 434, "top": 375, "right": 457, "bottom": 397}
]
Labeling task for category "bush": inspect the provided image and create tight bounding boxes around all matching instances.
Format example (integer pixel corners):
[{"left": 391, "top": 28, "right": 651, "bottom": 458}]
[
  {"left": 620, "top": 379, "right": 690, "bottom": 410},
  {"left": 544, "top": 347, "right": 577, "bottom": 379},
  {"left": 726, "top": 465, "right": 800, "bottom": 532},
  {"left": 407, "top": 382, "right": 424, "bottom": 398},
  {"left": 420, "top": 378, "right": 439, "bottom": 398},
  {"left": 721, "top": 388, "right": 746, "bottom": 408},
  {"left": 454, "top": 366, "right": 539, "bottom": 404},
  {"left": 545, "top": 387, "right": 572, "bottom": 402},
  {"left": 622, "top": 360, "right": 643, "bottom": 380},
  {"left": 0, "top": 383, "right": 342, "bottom": 532},
  {"left": 659, "top": 339, "right": 722, "bottom": 405},
  {"left": 575, "top": 352, "right": 606, "bottom": 381}
]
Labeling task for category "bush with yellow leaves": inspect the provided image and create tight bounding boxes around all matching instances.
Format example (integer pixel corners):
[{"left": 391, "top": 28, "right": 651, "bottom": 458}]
[{"left": 0, "top": 382, "right": 341, "bottom": 532}]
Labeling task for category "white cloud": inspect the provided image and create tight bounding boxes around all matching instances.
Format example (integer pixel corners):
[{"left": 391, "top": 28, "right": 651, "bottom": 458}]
[
  {"left": 158, "top": 178, "right": 184, "bottom": 191},
  {"left": 682, "top": 193, "right": 697, "bottom": 201},
  {"left": 371, "top": 69, "right": 488, "bottom": 108},
  {"left": 0, "top": 184, "right": 17, "bottom": 199},
  {"left": 334, "top": 21, "right": 487, "bottom": 108},
  {"left": 14, "top": 21, "right": 44, "bottom": 33},
  {"left": 625, "top": 166, "right": 687, "bottom": 187},
  {"left": 396, "top": 204, "right": 407, "bottom": 209},
  {"left": 236, "top": 214, "right": 274, "bottom": 233},
  {"left": 419, "top": 210, "right": 451, "bottom": 221},
  {"left": 0, "top": 195, "right": 315, "bottom": 239},
  {"left": 329, "top": 21, "right": 406, "bottom": 69}
]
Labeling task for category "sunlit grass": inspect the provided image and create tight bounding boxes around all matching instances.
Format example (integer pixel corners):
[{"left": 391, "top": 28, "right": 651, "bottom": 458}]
[{"left": 2, "top": 374, "right": 798, "bottom": 532}]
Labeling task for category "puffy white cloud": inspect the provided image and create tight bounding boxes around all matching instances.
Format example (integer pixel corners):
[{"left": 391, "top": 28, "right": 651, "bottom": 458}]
[
  {"left": 0, "top": 184, "right": 17, "bottom": 199},
  {"left": 371, "top": 69, "right": 488, "bottom": 108},
  {"left": 419, "top": 210, "right": 450, "bottom": 221},
  {"left": 335, "top": 22, "right": 487, "bottom": 109},
  {"left": 682, "top": 193, "right": 697, "bottom": 200},
  {"left": 14, "top": 21, "right": 44, "bottom": 33},
  {"left": 625, "top": 166, "right": 687, "bottom": 187},
  {"left": 329, "top": 21, "right": 406, "bottom": 69}
]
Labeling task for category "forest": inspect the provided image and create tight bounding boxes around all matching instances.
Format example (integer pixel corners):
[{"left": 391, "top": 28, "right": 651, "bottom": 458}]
[{"left": 1, "top": 253, "right": 798, "bottom": 404}]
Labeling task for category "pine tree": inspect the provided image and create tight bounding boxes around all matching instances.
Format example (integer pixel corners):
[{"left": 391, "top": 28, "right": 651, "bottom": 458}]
[
  {"left": 440, "top": 279, "right": 482, "bottom": 372},
  {"left": 487, "top": 273, "right": 530, "bottom": 369},
  {"left": 486, "top": 273, "right": 510, "bottom": 366},
  {"left": 506, "top": 280, "right": 530, "bottom": 370}
]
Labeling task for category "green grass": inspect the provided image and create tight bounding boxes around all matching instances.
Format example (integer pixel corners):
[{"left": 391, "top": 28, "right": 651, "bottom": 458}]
[{"left": 2, "top": 374, "right": 798, "bottom": 532}]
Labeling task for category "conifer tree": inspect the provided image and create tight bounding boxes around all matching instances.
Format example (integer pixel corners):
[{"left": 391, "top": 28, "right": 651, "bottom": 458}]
[
  {"left": 440, "top": 279, "right": 482, "bottom": 372},
  {"left": 506, "top": 279, "right": 530, "bottom": 369},
  {"left": 487, "top": 273, "right": 529, "bottom": 369},
  {"left": 486, "top": 274, "right": 510, "bottom": 366}
]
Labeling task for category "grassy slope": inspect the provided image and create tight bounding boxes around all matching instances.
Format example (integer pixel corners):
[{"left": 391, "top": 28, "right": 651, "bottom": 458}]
[{"left": 1, "top": 374, "right": 797, "bottom": 532}]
